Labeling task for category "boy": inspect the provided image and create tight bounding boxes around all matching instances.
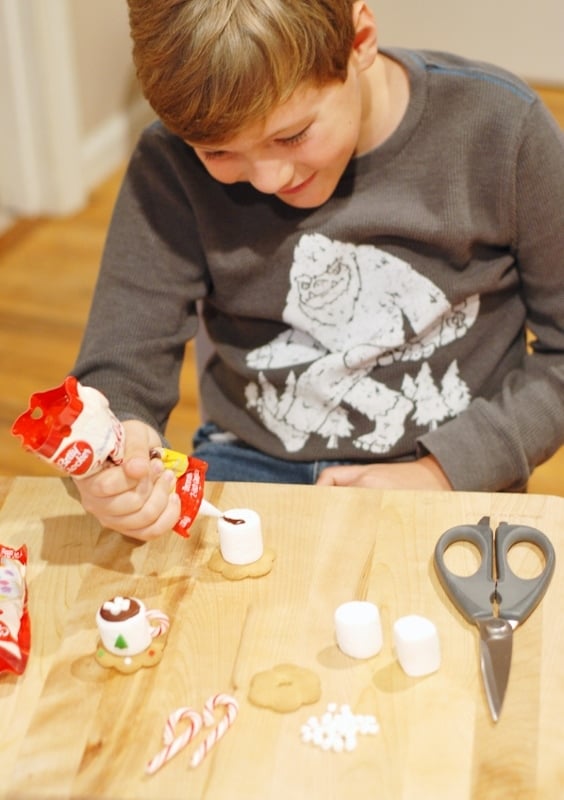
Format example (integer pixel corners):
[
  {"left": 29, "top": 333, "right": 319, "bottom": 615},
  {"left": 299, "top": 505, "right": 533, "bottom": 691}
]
[{"left": 72, "top": 0, "right": 564, "bottom": 540}]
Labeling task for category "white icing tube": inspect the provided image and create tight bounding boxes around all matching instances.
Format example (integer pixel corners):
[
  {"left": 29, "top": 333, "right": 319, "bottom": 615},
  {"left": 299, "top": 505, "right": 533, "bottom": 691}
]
[
  {"left": 198, "top": 499, "right": 222, "bottom": 518},
  {"left": 217, "top": 508, "right": 263, "bottom": 565}
]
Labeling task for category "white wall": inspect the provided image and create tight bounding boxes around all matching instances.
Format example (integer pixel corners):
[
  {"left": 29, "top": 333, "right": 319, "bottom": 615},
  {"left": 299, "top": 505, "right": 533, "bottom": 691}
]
[
  {"left": 68, "top": 0, "right": 137, "bottom": 136},
  {"left": 67, "top": 0, "right": 154, "bottom": 196},
  {"left": 0, "top": 0, "right": 153, "bottom": 230},
  {"left": 370, "top": 0, "right": 564, "bottom": 85}
]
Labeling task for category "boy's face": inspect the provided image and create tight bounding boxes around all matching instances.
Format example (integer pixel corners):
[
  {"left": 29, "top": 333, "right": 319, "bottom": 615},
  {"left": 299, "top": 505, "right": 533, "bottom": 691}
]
[{"left": 189, "top": 62, "right": 371, "bottom": 209}]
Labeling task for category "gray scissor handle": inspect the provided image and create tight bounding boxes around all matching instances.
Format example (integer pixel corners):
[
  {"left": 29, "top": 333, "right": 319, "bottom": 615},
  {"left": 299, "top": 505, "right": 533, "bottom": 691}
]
[
  {"left": 495, "top": 522, "right": 556, "bottom": 624},
  {"left": 433, "top": 516, "right": 495, "bottom": 623}
]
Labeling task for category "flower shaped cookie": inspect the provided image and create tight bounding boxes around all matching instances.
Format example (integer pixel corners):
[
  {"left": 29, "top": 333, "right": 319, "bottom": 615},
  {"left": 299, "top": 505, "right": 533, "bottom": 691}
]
[
  {"left": 248, "top": 663, "right": 321, "bottom": 712},
  {"left": 208, "top": 547, "right": 276, "bottom": 580}
]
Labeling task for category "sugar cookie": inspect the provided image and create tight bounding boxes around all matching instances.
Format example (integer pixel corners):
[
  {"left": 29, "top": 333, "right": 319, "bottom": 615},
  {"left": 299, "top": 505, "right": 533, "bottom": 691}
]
[
  {"left": 248, "top": 663, "right": 321, "bottom": 712},
  {"left": 208, "top": 547, "right": 275, "bottom": 580},
  {"left": 95, "top": 635, "right": 167, "bottom": 674}
]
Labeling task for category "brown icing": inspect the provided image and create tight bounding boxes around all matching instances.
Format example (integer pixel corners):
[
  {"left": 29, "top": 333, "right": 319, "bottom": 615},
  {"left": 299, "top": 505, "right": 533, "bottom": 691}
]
[
  {"left": 99, "top": 597, "right": 140, "bottom": 623},
  {"left": 222, "top": 516, "right": 244, "bottom": 525}
]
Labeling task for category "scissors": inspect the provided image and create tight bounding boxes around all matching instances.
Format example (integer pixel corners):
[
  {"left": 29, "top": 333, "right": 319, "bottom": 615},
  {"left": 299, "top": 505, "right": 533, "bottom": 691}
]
[{"left": 434, "top": 516, "right": 555, "bottom": 722}]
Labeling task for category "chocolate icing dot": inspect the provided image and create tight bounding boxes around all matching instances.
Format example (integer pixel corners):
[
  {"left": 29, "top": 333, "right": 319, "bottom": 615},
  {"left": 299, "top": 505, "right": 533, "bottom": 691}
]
[{"left": 222, "top": 516, "right": 245, "bottom": 525}]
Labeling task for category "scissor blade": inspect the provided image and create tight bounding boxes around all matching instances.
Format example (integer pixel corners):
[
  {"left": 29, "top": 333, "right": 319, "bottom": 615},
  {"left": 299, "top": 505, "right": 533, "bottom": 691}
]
[{"left": 478, "top": 618, "right": 513, "bottom": 722}]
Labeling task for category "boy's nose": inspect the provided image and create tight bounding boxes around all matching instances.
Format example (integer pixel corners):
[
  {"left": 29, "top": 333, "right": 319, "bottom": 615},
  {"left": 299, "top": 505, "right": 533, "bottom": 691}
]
[{"left": 248, "top": 159, "right": 293, "bottom": 194}]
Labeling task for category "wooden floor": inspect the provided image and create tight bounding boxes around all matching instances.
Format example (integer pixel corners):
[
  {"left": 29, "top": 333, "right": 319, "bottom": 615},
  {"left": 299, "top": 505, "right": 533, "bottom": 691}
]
[{"left": 1, "top": 86, "right": 563, "bottom": 495}]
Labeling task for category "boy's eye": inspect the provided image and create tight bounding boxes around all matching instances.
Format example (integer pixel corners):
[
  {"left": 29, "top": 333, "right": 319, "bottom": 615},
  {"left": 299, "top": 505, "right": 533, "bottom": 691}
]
[
  {"left": 278, "top": 126, "right": 310, "bottom": 147},
  {"left": 196, "top": 123, "right": 311, "bottom": 161},
  {"left": 200, "top": 149, "right": 228, "bottom": 161}
]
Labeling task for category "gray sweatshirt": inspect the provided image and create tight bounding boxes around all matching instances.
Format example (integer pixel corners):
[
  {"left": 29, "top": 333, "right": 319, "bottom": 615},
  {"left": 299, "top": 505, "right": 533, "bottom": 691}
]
[{"left": 73, "top": 48, "right": 564, "bottom": 491}]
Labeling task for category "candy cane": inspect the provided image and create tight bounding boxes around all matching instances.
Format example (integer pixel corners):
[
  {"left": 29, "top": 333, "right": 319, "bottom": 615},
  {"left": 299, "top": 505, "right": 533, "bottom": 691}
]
[
  {"left": 146, "top": 609, "right": 170, "bottom": 639},
  {"left": 190, "top": 693, "right": 239, "bottom": 768},
  {"left": 145, "top": 707, "right": 202, "bottom": 775}
]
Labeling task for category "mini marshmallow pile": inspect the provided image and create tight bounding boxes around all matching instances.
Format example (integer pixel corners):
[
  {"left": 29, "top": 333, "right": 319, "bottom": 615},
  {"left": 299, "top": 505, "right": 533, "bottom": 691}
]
[
  {"left": 103, "top": 596, "right": 131, "bottom": 615},
  {"left": 300, "top": 703, "right": 380, "bottom": 753}
]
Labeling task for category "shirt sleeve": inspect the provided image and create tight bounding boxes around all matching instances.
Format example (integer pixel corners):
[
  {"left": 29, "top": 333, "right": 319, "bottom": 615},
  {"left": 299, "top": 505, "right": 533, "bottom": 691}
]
[
  {"left": 72, "top": 125, "right": 209, "bottom": 435},
  {"left": 419, "top": 97, "right": 564, "bottom": 491}
]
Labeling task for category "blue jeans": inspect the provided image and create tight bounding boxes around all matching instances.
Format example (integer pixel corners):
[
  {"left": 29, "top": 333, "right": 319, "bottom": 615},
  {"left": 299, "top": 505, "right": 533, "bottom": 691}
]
[{"left": 192, "top": 422, "right": 356, "bottom": 484}]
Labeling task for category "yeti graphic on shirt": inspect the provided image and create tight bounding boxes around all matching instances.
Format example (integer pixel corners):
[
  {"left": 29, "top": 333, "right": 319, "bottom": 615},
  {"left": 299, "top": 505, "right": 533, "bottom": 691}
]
[{"left": 245, "top": 233, "right": 479, "bottom": 453}]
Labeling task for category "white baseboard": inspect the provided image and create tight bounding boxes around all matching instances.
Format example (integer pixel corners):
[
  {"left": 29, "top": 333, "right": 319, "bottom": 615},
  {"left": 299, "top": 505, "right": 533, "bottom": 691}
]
[
  {"left": 0, "top": 98, "right": 155, "bottom": 237},
  {"left": 81, "top": 97, "right": 155, "bottom": 193}
]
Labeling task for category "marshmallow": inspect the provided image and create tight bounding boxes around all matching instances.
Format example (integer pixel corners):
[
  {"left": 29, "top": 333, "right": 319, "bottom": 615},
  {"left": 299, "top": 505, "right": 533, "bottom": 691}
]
[
  {"left": 334, "top": 601, "right": 383, "bottom": 659},
  {"left": 217, "top": 508, "right": 263, "bottom": 565},
  {"left": 393, "top": 615, "right": 441, "bottom": 677}
]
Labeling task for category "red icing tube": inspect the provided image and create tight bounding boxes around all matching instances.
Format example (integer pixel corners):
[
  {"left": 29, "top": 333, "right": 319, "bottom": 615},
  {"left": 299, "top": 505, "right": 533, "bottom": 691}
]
[
  {"left": 172, "top": 456, "right": 209, "bottom": 537},
  {"left": 149, "top": 448, "right": 209, "bottom": 538},
  {"left": 11, "top": 376, "right": 124, "bottom": 478}
]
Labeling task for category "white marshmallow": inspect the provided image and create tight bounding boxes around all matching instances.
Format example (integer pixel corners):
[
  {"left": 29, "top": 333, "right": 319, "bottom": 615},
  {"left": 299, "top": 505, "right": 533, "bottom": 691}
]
[
  {"left": 393, "top": 614, "right": 441, "bottom": 677},
  {"left": 334, "top": 601, "right": 383, "bottom": 659},
  {"left": 217, "top": 508, "right": 263, "bottom": 565}
]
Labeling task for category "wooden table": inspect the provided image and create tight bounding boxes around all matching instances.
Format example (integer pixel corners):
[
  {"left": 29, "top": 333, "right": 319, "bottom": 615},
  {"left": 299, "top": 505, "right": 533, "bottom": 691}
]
[{"left": 1, "top": 476, "right": 563, "bottom": 800}]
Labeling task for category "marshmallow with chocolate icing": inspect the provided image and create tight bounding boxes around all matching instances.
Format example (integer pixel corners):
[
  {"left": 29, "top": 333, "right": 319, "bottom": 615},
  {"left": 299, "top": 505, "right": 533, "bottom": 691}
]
[{"left": 217, "top": 508, "right": 263, "bottom": 565}]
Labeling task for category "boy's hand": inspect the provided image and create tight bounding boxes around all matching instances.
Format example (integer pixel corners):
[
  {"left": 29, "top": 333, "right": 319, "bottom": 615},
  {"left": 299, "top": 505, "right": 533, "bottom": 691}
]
[
  {"left": 316, "top": 455, "right": 453, "bottom": 491},
  {"left": 73, "top": 420, "right": 181, "bottom": 540}
]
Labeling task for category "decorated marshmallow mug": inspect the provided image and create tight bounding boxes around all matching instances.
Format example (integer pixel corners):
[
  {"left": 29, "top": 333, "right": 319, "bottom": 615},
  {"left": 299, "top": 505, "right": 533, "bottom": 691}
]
[{"left": 96, "top": 596, "right": 169, "bottom": 657}]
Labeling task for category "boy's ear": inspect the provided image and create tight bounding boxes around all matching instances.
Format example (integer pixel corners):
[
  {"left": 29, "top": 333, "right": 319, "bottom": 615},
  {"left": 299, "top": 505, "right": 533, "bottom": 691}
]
[{"left": 350, "top": 1, "right": 378, "bottom": 71}]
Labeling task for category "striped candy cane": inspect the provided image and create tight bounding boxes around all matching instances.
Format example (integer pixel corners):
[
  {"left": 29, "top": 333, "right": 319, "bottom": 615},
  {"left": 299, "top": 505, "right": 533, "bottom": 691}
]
[
  {"left": 190, "top": 693, "right": 239, "bottom": 768},
  {"left": 146, "top": 609, "right": 170, "bottom": 639},
  {"left": 145, "top": 707, "right": 203, "bottom": 775}
]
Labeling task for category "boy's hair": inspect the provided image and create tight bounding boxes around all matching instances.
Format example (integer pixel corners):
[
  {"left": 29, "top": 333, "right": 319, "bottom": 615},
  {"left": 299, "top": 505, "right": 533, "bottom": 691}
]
[{"left": 127, "top": 0, "right": 356, "bottom": 143}]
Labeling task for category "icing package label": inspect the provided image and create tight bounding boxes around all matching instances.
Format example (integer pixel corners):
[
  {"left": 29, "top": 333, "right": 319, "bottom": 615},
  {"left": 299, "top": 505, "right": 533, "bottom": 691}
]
[
  {"left": 11, "top": 376, "right": 125, "bottom": 479},
  {"left": 0, "top": 544, "right": 30, "bottom": 675},
  {"left": 150, "top": 449, "right": 210, "bottom": 537}
]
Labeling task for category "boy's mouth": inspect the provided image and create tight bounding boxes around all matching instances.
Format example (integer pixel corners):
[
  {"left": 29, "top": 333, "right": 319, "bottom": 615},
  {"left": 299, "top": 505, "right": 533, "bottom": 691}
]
[{"left": 278, "top": 172, "right": 316, "bottom": 196}]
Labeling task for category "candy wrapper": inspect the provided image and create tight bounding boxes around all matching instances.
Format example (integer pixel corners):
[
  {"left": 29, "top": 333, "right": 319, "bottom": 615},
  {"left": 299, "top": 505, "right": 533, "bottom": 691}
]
[
  {"left": 11, "top": 375, "right": 124, "bottom": 478},
  {"left": 12, "top": 378, "right": 211, "bottom": 538},
  {"left": 0, "top": 545, "right": 30, "bottom": 675}
]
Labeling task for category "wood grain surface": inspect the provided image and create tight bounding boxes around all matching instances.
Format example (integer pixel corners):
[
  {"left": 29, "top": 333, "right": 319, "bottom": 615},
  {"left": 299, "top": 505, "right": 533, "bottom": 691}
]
[{"left": 0, "top": 477, "right": 563, "bottom": 799}]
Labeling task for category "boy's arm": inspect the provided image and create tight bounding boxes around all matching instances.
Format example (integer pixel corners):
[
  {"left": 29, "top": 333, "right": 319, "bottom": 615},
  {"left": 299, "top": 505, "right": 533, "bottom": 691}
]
[
  {"left": 323, "top": 98, "right": 564, "bottom": 494},
  {"left": 316, "top": 455, "right": 453, "bottom": 490},
  {"left": 72, "top": 124, "right": 207, "bottom": 437},
  {"left": 420, "top": 99, "right": 564, "bottom": 491},
  {"left": 73, "top": 419, "right": 181, "bottom": 540}
]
